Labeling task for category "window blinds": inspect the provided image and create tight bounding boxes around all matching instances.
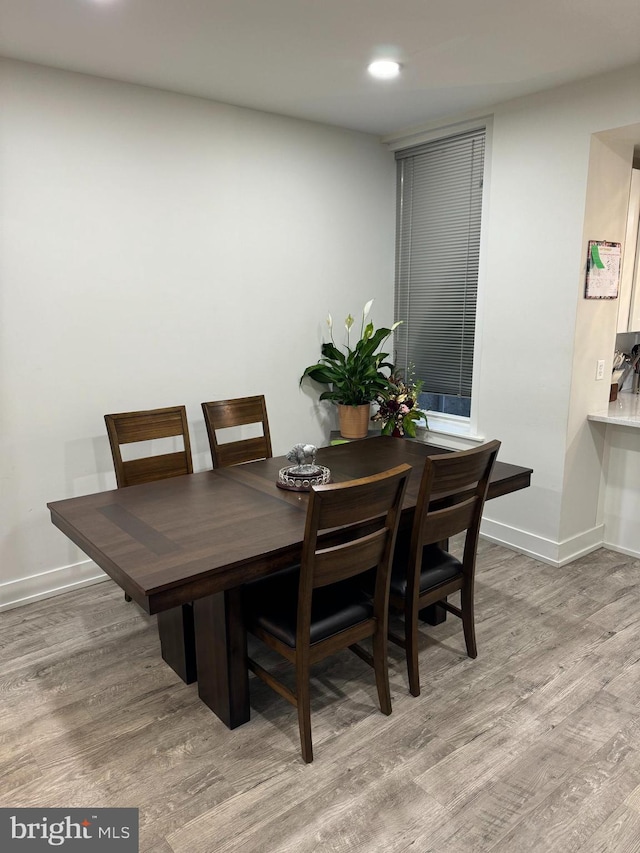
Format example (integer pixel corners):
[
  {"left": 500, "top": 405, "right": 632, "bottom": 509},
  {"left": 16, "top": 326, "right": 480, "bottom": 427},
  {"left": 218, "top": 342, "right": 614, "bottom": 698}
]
[{"left": 394, "top": 128, "right": 485, "bottom": 399}]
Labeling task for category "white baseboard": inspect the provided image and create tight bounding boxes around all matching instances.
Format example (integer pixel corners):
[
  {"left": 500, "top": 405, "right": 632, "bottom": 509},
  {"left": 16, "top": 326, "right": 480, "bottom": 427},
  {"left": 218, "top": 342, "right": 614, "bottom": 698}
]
[
  {"left": 556, "top": 524, "right": 607, "bottom": 565},
  {"left": 0, "top": 559, "right": 108, "bottom": 612},
  {"left": 601, "top": 541, "right": 640, "bottom": 560},
  {"left": 480, "top": 518, "right": 606, "bottom": 567}
]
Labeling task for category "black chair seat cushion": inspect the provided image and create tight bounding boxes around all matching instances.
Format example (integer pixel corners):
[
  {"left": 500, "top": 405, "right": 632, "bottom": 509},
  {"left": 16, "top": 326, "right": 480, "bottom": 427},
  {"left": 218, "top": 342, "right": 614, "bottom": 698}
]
[
  {"left": 390, "top": 543, "right": 463, "bottom": 597},
  {"left": 244, "top": 566, "right": 373, "bottom": 648}
]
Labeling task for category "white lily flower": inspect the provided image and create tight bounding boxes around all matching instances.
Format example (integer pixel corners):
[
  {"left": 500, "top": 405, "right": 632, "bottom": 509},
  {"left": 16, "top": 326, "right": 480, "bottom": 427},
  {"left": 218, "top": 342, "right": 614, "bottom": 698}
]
[
  {"left": 326, "top": 313, "right": 333, "bottom": 329},
  {"left": 362, "top": 299, "right": 374, "bottom": 319},
  {"left": 391, "top": 320, "right": 403, "bottom": 330}
]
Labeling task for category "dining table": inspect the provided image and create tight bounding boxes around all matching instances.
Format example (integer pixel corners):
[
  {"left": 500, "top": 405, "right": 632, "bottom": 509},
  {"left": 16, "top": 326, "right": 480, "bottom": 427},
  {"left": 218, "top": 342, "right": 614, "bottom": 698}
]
[{"left": 48, "top": 436, "right": 532, "bottom": 729}]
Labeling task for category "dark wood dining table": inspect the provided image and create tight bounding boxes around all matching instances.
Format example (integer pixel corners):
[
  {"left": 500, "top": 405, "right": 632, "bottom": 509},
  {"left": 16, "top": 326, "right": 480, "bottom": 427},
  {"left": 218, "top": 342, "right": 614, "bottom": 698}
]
[{"left": 48, "top": 436, "right": 532, "bottom": 729}]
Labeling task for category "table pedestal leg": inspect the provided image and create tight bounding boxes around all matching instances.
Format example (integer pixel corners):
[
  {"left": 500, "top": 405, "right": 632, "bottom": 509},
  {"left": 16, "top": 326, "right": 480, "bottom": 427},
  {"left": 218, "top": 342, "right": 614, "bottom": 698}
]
[
  {"left": 419, "top": 601, "right": 447, "bottom": 625},
  {"left": 420, "top": 538, "right": 450, "bottom": 624},
  {"left": 158, "top": 604, "right": 197, "bottom": 684},
  {"left": 193, "top": 589, "right": 249, "bottom": 729}
]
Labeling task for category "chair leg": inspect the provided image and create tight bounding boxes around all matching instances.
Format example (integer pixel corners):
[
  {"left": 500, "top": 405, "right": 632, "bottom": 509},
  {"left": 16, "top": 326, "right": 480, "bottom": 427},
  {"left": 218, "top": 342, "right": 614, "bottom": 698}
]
[
  {"left": 405, "top": 603, "right": 421, "bottom": 697},
  {"left": 461, "top": 583, "right": 477, "bottom": 659},
  {"left": 124, "top": 593, "right": 132, "bottom": 602},
  {"left": 371, "top": 628, "right": 392, "bottom": 716},
  {"left": 296, "top": 666, "right": 313, "bottom": 764}
]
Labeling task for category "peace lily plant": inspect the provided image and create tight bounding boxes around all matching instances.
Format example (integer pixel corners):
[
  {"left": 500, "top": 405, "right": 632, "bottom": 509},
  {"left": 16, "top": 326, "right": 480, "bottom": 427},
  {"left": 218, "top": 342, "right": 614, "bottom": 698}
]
[{"left": 300, "top": 300, "right": 401, "bottom": 406}]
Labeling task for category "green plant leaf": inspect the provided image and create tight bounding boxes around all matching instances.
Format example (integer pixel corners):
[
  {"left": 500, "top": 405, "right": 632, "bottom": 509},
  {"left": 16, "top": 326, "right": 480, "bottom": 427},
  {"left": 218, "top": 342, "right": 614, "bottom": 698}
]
[
  {"left": 299, "top": 304, "right": 400, "bottom": 405},
  {"left": 320, "top": 342, "right": 346, "bottom": 364}
]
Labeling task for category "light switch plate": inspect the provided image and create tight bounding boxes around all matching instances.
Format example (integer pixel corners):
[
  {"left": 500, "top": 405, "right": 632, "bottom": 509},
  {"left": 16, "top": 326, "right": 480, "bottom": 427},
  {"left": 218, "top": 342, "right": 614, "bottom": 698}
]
[{"left": 596, "top": 359, "right": 606, "bottom": 380}]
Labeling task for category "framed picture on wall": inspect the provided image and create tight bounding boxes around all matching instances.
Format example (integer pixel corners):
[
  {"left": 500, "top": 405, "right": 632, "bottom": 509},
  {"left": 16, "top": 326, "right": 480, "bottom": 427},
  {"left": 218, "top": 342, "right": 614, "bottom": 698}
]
[{"left": 585, "top": 240, "right": 621, "bottom": 299}]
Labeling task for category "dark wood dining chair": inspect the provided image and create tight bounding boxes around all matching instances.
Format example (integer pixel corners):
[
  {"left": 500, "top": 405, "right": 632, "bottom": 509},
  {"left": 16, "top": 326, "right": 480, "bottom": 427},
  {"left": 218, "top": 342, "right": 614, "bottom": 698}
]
[
  {"left": 389, "top": 439, "right": 501, "bottom": 697},
  {"left": 243, "top": 463, "right": 411, "bottom": 763},
  {"left": 201, "top": 395, "right": 272, "bottom": 468},
  {"left": 104, "top": 405, "right": 193, "bottom": 488},
  {"left": 104, "top": 405, "right": 195, "bottom": 666}
]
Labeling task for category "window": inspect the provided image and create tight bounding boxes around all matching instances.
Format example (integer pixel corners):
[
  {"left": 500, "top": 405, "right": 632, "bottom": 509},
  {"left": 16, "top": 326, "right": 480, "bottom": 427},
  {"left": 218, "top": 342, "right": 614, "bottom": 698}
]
[{"left": 394, "top": 127, "right": 486, "bottom": 420}]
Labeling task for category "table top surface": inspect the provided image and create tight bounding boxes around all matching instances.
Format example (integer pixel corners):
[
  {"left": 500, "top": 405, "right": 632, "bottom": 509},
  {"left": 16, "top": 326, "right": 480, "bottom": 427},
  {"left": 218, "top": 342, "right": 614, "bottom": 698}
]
[{"left": 48, "top": 437, "right": 532, "bottom": 614}]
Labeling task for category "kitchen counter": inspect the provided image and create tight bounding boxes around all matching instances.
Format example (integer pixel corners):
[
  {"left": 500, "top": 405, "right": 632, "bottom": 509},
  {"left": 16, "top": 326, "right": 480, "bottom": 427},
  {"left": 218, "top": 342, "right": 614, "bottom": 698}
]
[{"left": 588, "top": 390, "right": 640, "bottom": 428}]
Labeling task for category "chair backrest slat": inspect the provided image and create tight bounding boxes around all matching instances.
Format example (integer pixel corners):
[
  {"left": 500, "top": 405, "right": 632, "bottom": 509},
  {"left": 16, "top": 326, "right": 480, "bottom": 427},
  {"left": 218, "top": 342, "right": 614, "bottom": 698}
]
[
  {"left": 313, "top": 529, "right": 388, "bottom": 589},
  {"left": 201, "top": 396, "right": 272, "bottom": 468},
  {"left": 104, "top": 406, "right": 193, "bottom": 488},
  {"left": 110, "top": 410, "right": 187, "bottom": 444},
  {"left": 119, "top": 451, "right": 191, "bottom": 487},
  {"left": 313, "top": 476, "right": 407, "bottom": 532},
  {"left": 421, "top": 497, "right": 477, "bottom": 545},
  {"left": 211, "top": 437, "right": 270, "bottom": 468}
]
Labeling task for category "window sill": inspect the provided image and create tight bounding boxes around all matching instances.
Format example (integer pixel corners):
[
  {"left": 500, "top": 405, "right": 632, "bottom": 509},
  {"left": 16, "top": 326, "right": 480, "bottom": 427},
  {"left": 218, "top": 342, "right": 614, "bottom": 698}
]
[{"left": 415, "top": 413, "right": 485, "bottom": 448}]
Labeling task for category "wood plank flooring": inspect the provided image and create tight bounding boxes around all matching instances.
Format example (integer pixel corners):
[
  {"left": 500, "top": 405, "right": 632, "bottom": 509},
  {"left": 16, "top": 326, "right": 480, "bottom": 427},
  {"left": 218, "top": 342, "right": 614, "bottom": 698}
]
[{"left": 3, "top": 541, "right": 640, "bottom": 852}]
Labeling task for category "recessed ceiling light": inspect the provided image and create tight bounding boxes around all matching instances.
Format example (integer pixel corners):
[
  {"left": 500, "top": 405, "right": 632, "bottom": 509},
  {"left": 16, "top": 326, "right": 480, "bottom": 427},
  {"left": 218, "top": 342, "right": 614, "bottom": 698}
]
[{"left": 367, "top": 60, "right": 401, "bottom": 80}]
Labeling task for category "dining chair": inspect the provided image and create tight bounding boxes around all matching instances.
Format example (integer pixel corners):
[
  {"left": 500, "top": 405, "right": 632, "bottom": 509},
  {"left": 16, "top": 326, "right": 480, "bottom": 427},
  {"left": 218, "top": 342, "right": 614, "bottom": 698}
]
[
  {"left": 243, "top": 463, "right": 411, "bottom": 763},
  {"left": 201, "top": 395, "right": 272, "bottom": 468},
  {"left": 104, "top": 405, "right": 193, "bottom": 488},
  {"left": 389, "top": 440, "right": 501, "bottom": 697},
  {"left": 104, "top": 405, "right": 194, "bottom": 634}
]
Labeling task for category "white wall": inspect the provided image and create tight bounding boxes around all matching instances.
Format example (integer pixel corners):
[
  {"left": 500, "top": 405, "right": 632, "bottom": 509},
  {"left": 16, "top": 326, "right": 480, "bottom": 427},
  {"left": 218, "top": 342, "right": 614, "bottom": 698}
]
[
  {"left": 562, "top": 133, "right": 635, "bottom": 552},
  {"left": 601, "top": 424, "right": 640, "bottom": 556},
  {"left": 456, "top": 65, "right": 640, "bottom": 564},
  {"left": 0, "top": 59, "right": 396, "bottom": 609}
]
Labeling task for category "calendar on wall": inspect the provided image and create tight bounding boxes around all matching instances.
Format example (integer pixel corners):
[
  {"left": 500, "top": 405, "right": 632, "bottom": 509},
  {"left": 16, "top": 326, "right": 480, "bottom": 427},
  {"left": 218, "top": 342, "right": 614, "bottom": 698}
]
[{"left": 584, "top": 240, "right": 622, "bottom": 299}]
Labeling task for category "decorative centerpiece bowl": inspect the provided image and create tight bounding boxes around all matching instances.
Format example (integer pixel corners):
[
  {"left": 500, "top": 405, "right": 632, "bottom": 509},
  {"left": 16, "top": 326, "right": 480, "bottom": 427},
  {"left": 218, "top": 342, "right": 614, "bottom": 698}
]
[{"left": 276, "top": 444, "right": 332, "bottom": 491}]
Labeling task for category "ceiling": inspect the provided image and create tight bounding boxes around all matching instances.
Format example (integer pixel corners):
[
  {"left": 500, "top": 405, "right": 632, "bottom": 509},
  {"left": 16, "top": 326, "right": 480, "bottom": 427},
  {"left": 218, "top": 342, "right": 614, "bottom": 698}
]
[{"left": 1, "top": 0, "right": 639, "bottom": 136}]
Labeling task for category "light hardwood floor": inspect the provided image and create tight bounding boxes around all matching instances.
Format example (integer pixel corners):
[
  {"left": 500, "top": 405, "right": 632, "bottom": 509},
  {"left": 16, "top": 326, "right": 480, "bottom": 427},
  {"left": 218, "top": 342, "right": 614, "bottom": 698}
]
[{"left": 3, "top": 541, "right": 640, "bottom": 852}]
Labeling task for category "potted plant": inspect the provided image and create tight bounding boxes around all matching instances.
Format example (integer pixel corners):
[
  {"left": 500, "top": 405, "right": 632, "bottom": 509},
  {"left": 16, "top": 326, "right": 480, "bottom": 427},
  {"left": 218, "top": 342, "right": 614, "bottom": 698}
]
[{"left": 300, "top": 300, "right": 400, "bottom": 439}]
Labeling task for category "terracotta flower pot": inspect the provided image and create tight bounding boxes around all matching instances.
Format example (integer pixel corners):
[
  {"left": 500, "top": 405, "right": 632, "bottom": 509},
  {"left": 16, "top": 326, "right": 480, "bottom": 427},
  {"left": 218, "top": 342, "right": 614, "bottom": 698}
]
[{"left": 337, "top": 403, "right": 370, "bottom": 440}]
